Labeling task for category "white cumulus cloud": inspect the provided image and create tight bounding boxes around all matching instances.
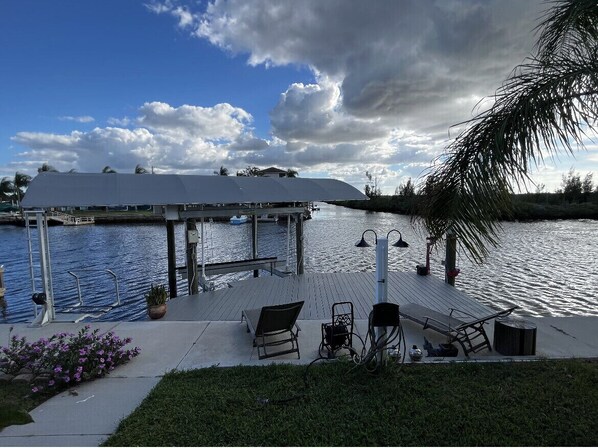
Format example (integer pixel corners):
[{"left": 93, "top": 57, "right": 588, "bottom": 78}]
[
  {"left": 10, "top": 102, "right": 267, "bottom": 175},
  {"left": 58, "top": 115, "right": 95, "bottom": 123},
  {"left": 145, "top": 0, "right": 551, "bottom": 191}
]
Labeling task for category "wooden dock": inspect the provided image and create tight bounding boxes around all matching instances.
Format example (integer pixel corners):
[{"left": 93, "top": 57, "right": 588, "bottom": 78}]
[{"left": 164, "top": 271, "right": 492, "bottom": 321}]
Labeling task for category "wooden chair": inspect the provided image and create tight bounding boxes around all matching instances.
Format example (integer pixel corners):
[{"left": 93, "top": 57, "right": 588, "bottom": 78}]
[{"left": 241, "top": 301, "right": 304, "bottom": 360}]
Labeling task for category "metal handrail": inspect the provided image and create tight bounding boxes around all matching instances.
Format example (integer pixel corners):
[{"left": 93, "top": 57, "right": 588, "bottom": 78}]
[
  {"left": 66, "top": 271, "right": 84, "bottom": 307},
  {"left": 66, "top": 269, "right": 120, "bottom": 307}
]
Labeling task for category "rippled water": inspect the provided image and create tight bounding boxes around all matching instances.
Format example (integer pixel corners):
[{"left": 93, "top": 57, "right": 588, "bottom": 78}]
[{"left": 0, "top": 203, "right": 596, "bottom": 323}]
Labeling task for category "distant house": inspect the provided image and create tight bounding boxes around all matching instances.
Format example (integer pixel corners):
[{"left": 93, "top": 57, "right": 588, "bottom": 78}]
[{"left": 258, "top": 167, "right": 288, "bottom": 178}]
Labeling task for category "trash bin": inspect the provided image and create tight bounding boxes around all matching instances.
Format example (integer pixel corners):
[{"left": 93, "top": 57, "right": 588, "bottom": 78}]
[{"left": 494, "top": 317, "right": 537, "bottom": 356}]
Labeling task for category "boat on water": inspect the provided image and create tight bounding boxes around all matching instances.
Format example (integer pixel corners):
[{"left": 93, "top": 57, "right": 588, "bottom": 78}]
[{"left": 230, "top": 215, "right": 249, "bottom": 225}]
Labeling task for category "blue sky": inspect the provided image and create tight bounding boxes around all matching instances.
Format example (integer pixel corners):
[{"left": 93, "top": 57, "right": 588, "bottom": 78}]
[{"left": 1, "top": 0, "right": 596, "bottom": 193}]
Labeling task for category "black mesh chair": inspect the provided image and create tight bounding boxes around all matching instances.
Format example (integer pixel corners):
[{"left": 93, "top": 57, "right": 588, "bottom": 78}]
[
  {"left": 319, "top": 301, "right": 354, "bottom": 358},
  {"left": 242, "top": 301, "right": 304, "bottom": 360}
]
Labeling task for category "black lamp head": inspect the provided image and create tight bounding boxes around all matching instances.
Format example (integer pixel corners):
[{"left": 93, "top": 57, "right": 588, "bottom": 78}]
[
  {"left": 355, "top": 229, "right": 377, "bottom": 247},
  {"left": 392, "top": 237, "right": 409, "bottom": 248},
  {"left": 387, "top": 229, "right": 409, "bottom": 248},
  {"left": 355, "top": 236, "right": 372, "bottom": 247}
]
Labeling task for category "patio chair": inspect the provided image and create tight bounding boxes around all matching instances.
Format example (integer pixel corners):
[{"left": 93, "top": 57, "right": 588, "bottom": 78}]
[
  {"left": 398, "top": 303, "right": 517, "bottom": 356},
  {"left": 241, "top": 301, "right": 304, "bottom": 360}
]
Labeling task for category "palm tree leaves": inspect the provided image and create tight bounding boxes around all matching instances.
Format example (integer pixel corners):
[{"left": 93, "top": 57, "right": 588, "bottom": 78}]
[
  {"left": 0, "top": 177, "right": 13, "bottom": 202},
  {"left": 37, "top": 163, "right": 58, "bottom": 173},
  {"left": 536, "top": 0, "right": 598, "bottom": 61},
  {"left": 1, "top": 172, "right": 31, "bottom": 205},
  {"left": 419, "top": 0, "right": 598, "bottom": 262}
]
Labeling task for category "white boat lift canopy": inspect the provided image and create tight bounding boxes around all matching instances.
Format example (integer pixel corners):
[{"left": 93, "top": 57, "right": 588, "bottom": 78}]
[
  {"left": 21, "top": 173, "right": 366, "bottom": 208},
  {"left": 21, "top": 172, "right": 367, "bottom": 325}
]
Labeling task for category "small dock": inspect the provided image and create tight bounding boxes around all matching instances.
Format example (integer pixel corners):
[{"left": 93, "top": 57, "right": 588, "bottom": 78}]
[
  {"left": 48, "top": 211, "right": 95, "bottom": 226},
  {"left": 164, "top": 271, "right": 492, "bottom": 321}
]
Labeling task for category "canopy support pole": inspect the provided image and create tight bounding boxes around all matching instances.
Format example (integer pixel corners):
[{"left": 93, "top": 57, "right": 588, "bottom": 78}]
[
  {"left": 252, "top": 214, "right": 259, "bottom": 277},
  {"left": 285, "top": 214, "right": 291, "bottom": 272},
  {"left": 186, "top": 219, "right": 199, "bottom": 295},
  {"left": 166, "top": 220, "right": 177, "bottom": 299},
  {"left": 201, "top": 217, "right": 206, "bottom": 289},
  {"left": 295, "top": 213, "right": 304, "bottom": 275},
  {"left": 30, "top": 211, "right": 55, "bottom": 326}
]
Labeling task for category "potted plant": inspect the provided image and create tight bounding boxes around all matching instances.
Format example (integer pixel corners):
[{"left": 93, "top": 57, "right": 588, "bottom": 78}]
[{"left": 145, "top": 284, "right": 168, "bottom": 319}]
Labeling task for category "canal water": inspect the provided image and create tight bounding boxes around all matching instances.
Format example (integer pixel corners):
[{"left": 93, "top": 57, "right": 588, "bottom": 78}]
[{"left": 0, "top": 202, "right": 596, "bottom": 323}]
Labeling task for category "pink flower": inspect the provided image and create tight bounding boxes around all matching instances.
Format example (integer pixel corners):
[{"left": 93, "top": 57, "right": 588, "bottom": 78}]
[
  {"left": 31, "top": 386, "right": 39, "bottom": 393},
  {"left": 54, "top": 366, "right": 62, "bottom": 373},
  {"left": 64, "top": 376, "right": 70, "bottom": 383},
  {"left": 48, "top": 380, "right": 55, "bottom": 386}
]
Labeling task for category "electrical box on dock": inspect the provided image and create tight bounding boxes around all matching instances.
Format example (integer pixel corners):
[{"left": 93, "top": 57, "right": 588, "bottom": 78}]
[{"left": 187, "top": 229, "right": 199, "bottom": 244}]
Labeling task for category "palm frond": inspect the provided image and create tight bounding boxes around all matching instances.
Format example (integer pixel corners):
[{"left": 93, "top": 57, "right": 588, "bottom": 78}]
[
  {"left": 536, "top": 0, "right": 598, "bottom": 61},
  {"left": 419, "top": 47, "right": 598, "bottom": 262}
]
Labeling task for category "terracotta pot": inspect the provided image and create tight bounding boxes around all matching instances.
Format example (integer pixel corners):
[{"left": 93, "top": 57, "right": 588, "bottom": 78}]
[{"left": 148, "top": 303, "right": 167, "bottom": 320}]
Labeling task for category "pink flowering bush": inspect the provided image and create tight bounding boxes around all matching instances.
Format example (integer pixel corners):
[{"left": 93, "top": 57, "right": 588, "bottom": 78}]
[{"left": 0, "top": 325, "right": 140, "bottom": 393}]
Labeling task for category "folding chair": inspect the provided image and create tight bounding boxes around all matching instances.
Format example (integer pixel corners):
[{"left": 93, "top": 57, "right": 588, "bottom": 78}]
[{"left": 241, "top": 301, "right": 304, "bottom": 360}]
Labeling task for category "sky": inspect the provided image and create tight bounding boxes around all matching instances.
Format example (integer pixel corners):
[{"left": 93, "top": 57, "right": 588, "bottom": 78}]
[{"left": 1, "top": 0, "right": 597, "bottom": 194}]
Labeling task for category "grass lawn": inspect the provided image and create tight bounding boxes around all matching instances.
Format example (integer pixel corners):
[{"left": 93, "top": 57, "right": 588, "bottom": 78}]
[
  {"left": 0, "top": 382, "right": 55, "bottom": 430},
  {"left": 103, "top": 359, "right": 598, "bottom": 446}
]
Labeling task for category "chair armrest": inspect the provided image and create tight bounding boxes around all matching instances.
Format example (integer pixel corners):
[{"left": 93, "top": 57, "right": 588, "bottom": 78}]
[
  {"left": 449, "top": 307, "right": 477, "bottom": 320},
  {"left": 422, "top": 315, "right": 451, "bottom": 332}
]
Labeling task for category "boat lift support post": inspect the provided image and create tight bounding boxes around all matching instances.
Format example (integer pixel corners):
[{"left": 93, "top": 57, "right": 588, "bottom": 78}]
[
  {"left": 252, "top": 214, "right": 259, "bottom": 277},
  {"left": 186, "top": 218, "right": 199, "bottom": 295},
  {"left": 295, "top": 212, "right": 304, "bottom": 275},
  {"left": 166, "top": 220, "right": 177, "bottom": 299},
  {"left": 26, "top": 210, "right": 56, "bottom": 326}
]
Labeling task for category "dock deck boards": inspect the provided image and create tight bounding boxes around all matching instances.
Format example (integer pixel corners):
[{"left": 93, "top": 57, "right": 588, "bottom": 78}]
[{"left": 164, "top": 272, "right": 492, "bottom": 321}]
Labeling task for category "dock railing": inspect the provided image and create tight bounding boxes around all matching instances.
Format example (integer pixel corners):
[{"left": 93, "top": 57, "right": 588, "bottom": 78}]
[{"left": 66, "top": 268, "right": 121, "bottom": 308}]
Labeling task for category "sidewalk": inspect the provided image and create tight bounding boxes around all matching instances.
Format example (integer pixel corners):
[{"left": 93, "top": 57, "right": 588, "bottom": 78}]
[{"left": 1, "top": 316, "right": 598, "bottom": 446}]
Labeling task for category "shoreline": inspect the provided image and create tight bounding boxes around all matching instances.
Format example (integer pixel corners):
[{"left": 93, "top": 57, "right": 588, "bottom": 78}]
[
  {"left": 2, "top": 197, "right": 598, "bottom": 226},
  {"left": 332, "top": 196, "right": 598, "bottom": 222}
]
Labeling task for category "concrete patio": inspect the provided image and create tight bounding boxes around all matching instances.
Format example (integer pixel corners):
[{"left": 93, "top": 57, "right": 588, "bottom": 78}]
[{"left": 1, "top": 314, "right": 598, "bottom": 446}]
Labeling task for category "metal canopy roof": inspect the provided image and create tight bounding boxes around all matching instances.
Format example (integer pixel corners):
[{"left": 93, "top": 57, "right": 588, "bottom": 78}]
[{"left": 21, "top": 172, "right": 367, "bottom": 208}]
